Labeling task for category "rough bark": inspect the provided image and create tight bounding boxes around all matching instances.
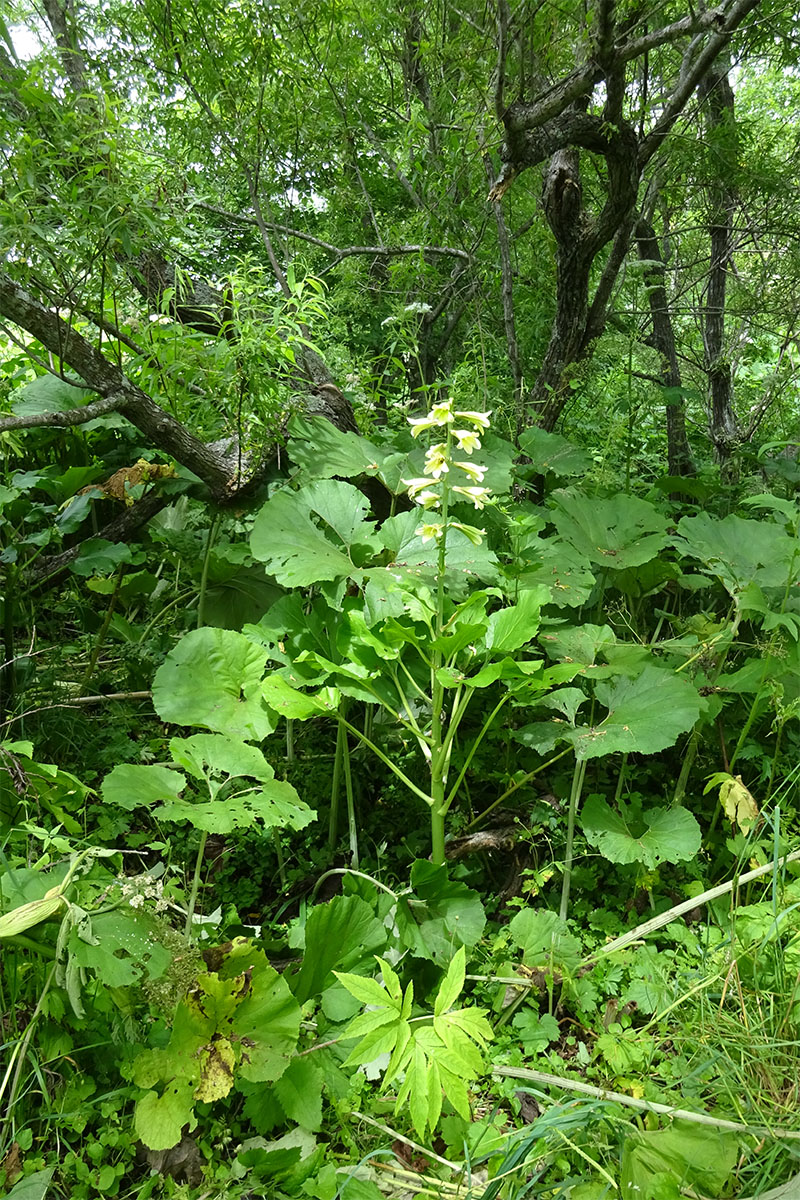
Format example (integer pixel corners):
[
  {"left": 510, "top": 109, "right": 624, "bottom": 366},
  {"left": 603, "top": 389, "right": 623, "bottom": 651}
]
[
  {"left": 0, "top": 272, "right": 356, "bottom": 500},
  {"left": 700, "top": 67, "right": 739, "bottom": 464},
  {"left": 635, "top": 217, "right": 695, "bottom": 476},
  {"left": 489, "top": 0, "right": 761, "bottom": 434}
]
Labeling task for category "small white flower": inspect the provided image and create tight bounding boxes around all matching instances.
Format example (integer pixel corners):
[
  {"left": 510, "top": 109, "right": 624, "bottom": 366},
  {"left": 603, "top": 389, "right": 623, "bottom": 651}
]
[
  {"left": 417, "top": 520, "right": 445, "bottom": 542},
  {"left": 408, "top": 400, "right": 454, "bottom": 437},
  {"left": 424, "top": 444, "right": 449, "bottom": 478}
]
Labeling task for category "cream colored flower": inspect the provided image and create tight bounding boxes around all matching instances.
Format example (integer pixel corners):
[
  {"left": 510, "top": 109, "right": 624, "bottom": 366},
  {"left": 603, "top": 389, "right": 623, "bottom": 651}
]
[
  {"left": 452, "top": 485, "right": 492, "bottom": 510},
  {"left": 454, "top": 409, "right": 491, "bottom": 429},
  {"left": 417, "top": 520, "right": 445, "bottom": 542},
  {"left": 408, "top": 399, "right": 454, "bottom": 437},
  {"left": 424, "top": 444, "right": 449, "bottom": 478},
  {"left": 454, "top": 460, "right": 487, "bottom": 483},
  {"left": 453, "top": 429, "right": 482, "bottom": 454}
]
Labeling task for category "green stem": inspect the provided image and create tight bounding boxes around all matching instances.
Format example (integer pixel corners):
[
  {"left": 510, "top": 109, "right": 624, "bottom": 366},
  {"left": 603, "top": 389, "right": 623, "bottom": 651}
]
[
  {"left": 80, "top": 563, "right": 125, "bottom": 694},
  {"left": 197, "top": 513, "right": 221, "bottom": 629},
  {"left": 329, "top": 712, "right": 346, "bottom": 851},
  {"left": 428, "top": 431, "right": 452, "bottom": 865},
  {"left": 445, "top": 693, "right": 510, "bottom": 810},
  {"left": 274, "top": 832, "right": 287, "bottom": 890},
  {"left": 137, "top": 588, "right": 196, "bottom": 643},
  {"left": 341, "top": 719, "right": 359, "bottom": 868},
  {"left": 559, "top": 757, "right": 587, "bottom": 922},
  {"left": 310, "top": 867, "right": 400, "bottom": 903},
  {"left": 466, "top": 746, "right": 573, "bottom": 830},
  {"left": 185, "top": 830, "right": 209, "bottom": 936},
  {"left": 0, "top": 962, "right": 57, "bottom": 1140},
  {"left": 338, "top": 714, "right": 433, "bottom": 805}
]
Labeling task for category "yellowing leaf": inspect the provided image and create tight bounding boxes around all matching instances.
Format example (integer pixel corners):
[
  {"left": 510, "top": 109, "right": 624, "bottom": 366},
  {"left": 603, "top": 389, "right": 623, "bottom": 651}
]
[
  {"left": 194, "top": 1038, "right": 236, "bottom": 1102},
  {"left": 719, "top": 774, "right": 759, "bottom": 831}
]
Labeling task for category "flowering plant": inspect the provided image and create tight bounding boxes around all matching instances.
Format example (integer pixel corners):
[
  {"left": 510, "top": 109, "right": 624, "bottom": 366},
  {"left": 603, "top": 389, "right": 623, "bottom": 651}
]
[{"left": 403, "top": 398, "right": 493, "bottom": 547}]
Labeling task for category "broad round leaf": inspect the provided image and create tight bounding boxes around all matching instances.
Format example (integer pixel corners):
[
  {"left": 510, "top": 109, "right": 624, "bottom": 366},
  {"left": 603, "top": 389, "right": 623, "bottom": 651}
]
[
  {"left": 550, "top": 489, "right": 669, "bottom": 570},
  {"left": 567, "top": 665, "right": 701, "bottom": 759},
  {"left": 152, "top": 628, "right": 275, "bottom": 740},
  {"left": 582, "top": 796, "right": 701, "bottom": 868}
]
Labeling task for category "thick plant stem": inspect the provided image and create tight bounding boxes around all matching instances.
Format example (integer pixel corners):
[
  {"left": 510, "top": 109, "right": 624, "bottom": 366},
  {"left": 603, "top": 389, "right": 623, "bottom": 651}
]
[
  {"left": 560, "top": 758, "right": 587, "bottom": 921},
  {"left": 328, "top": 714, "right": 346, "bottom": 850},
  {"left": 79, "top": 563, "right": 125, "bottom": 694},
  {"left": 185, "top": 829, "right": 209, "bottom": 936},
  {"left": 429, "top": 441, "right": 450, "bottom": 866},
  {"left": 196, "top": 513, "right": 220, "bottom": 629}
]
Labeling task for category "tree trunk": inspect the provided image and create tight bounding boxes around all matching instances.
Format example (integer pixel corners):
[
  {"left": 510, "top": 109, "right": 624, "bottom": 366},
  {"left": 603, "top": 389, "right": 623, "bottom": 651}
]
[
  {"left": 635, "top": 216, "right": 695, "bottom": 476},
  {"left": 700, "top": 67, "right": 739, "bottom": 465}
]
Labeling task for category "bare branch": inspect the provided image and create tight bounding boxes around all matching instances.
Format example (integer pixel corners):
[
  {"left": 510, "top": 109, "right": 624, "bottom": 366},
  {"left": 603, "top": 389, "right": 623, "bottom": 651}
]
[
  {"left": 638, "top": 0, "right": 760, "bottom": 166},
  {"left": 0, "top": 271, "right": 241, "bottom": 497},
  {"left": 0, "top": 393, "right": 123, "bottom": 433}
]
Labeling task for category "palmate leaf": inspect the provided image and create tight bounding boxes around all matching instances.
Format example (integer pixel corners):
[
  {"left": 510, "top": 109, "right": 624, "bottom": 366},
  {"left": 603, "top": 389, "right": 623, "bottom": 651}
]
[
  {"left": 581, "top": 796, "right": 701, "bottom": 868},
  {"left": 566, "top": 665, "right": 701, "bottom": 759},
  {"left": 550, "top": 489, "right": 669, "bottom": 570}
]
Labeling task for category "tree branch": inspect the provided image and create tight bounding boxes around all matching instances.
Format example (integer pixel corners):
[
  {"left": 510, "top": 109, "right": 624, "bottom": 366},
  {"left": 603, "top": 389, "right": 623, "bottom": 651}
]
[
  {"left": 0, "top": 393, "right": 123, "bottom": 432},
  {"left": 0, "top": 271, "right": 242, "bottom": 498}
]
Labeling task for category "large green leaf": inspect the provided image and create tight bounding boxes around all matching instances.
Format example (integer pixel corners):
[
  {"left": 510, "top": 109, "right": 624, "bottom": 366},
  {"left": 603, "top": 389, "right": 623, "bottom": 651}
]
[
  {"left": 102, "top": 763, "right": 185, "bottom": 812},
  {"left": 508, "top": 909, "right": 581, "bottom": 972},
  {"left": 677, "top": 512, "right": 800, "bottom": 594},
  {"left": 517, "top": 539, "right": 596, "bottom": 608},
  {"left": 168, "top": 733, "right": 274, "bottom": 783},
  {"left": 250, "top": 480, "right": 381, "bottom": 587},
  {"left": 484, "top": 587, "right": 548, "bottom": 653},
  {"left": 153, "top": 777, "right": 314, "bottom": 834},
  {"left": 292, "top": 894, "right": 387, "bottom": 1004},
  {"left": 134, "top": 944, "right": 301, "bottom": 1149},
  {"left": 11, "top": 373, "right": 92, "bottom": 415},
  {"left": 620, "top": 1121, "right": 737, "bottom": 1197},
  {"left": 152, "top": 628, "right": 276, "bottom": 740},
  {"left": 567, "top": 665, "right": 701, "bottom": 759},
  {"left": 518, "top": 427, "right": 592, "bottom": 476},
  {"left": 550, "top": 489, "right": 669, "bottom": 570},
  {"left": 582, "top": 795, "right": 700, "bottom": 867},
  {"left": 397, "top": 861, "right": 485, "bottom": 964},
  {"left": 377, "top": 509, "right": 499, "bottom": 595},
  {"left": 287, "top": 413, "right": 388, "bottom": 480},
  {"left": 539, "top": 623, "right": 618, "bottom": 679}
]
